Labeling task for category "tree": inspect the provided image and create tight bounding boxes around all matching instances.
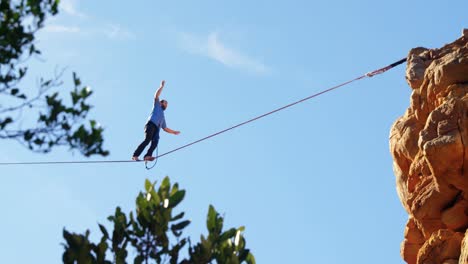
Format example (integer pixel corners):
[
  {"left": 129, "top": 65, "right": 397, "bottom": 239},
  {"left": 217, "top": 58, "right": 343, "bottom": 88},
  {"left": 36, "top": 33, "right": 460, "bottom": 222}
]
[
  {"left": 0, "top": 0, "right": 108, "bottom": 156},
  {"left": 62, "top": 177, "right": 256, "bottom": 264}
]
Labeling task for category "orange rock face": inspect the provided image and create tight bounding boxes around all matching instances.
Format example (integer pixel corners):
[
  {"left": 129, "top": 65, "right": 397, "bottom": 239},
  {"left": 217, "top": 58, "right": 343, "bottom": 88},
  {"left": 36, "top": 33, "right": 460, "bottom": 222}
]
[{"left": 390, "top": 30, "right": 468, "bottom": 264}]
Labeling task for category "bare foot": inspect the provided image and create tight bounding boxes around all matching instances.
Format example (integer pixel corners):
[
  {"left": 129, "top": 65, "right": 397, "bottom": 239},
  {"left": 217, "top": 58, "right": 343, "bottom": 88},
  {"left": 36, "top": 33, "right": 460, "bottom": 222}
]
[{"left": 132, "top": 156, "right": 140, "bottom": 161}]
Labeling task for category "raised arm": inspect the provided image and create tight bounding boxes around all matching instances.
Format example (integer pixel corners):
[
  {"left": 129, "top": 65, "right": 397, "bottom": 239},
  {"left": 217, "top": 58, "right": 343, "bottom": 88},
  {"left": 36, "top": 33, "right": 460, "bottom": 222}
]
[{"left": 154, "top": 80, "right": 165, "bottom": 100}]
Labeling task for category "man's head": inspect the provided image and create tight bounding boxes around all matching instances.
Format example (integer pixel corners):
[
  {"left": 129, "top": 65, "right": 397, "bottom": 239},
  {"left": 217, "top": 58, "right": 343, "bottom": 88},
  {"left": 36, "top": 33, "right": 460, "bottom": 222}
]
[{"left": 160, "top": 99, "right": 168, "bottom": 110}]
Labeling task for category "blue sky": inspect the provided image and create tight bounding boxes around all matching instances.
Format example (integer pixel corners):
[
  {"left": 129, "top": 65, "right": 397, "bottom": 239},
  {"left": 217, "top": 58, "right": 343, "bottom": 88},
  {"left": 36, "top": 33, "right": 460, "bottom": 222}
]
[{"left": 0, "top": 0, "right": 467, "bottom": 263}]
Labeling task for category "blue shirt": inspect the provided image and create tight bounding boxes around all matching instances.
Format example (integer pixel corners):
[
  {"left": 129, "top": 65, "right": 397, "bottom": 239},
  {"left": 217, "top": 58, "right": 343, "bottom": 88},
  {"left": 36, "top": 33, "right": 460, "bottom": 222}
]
[{"left": 147, "top": 99, "right": 167, "bottom": 128}]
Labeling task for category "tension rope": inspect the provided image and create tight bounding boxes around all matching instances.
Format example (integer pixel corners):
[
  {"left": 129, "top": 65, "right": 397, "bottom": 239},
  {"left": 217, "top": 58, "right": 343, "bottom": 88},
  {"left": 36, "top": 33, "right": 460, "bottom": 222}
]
[{"left": 0, "top": 58, "right": 407, "bottom": 168}]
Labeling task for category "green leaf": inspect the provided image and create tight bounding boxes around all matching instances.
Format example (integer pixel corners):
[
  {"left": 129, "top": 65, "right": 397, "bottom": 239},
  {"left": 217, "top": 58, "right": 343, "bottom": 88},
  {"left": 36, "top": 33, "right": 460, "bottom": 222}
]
[
  {"left": 170, "top": 183, "right": 179, "bottom": 196},
  {"left": 23, "top": 130, "right": 34, "bottom": 141},
  {"left": 71, "top": 90, "right": 79, "bottom": 104},
  {"left": 73, "top": 72, "right": 81, "bottom": 86},
  {"left": 150, "top": 190, "right": 160, "bottom": 204},
  {"left": 159, "top": 176, "right": 171, "bottom": 199},
  {"left": 219, "top": 228, "right": 236, "bottom": 242},
  {"left": 62, "top": 123, "right": 71, "bottom": 130},
  {"left": 144, "top": 179, "right": 152, "bottom": 192},
  {"left": 246, "top": 252, "right": 256, "bottom": 264},
  {"left": 134, "top": 255, "right": 144, "bottom": 264},
  {"left": 62, "top": 229, "right": 73, "bottom": 243},
  {"left": 207, "top": 205, "right": 217, "bottom": 232},
  {"left": 171, "top": 212, "right": 185, "bottom": 222},
  {"left": 0, "top": 117, "right": 13, "bottom": 129},
  {"left": 238, "top": 249, "right": 250, "bottom": 262},
  {"left": 136, "top": 195, "right": 148, "bottom": 211},
  {"left": 115, "top": 248, "right": 128, "bottom": 264},
  {"left": 10, "top": 88, "right": 19, "bottom": 95},
  {"left": 42, "top": 80, "right": 52, "bottom": 87},
  {"left": 161, "top": 176, "right": 170, "bottom": 190},
  {"left": 168, "top": 190, "right": 185, "bottom": 208},
  {"left": 96, "top": 239, "right": 108, "bottom": 262},
  {"left": 33, "top": 138, "right": 44, "bottom": 145},
  {"left": 201, "top": 235, "right": 212, "bottom": 252},
  {"left": 98, "top": 224, "right": 109, "bottom": 239},
  {"left": 172, "top": 220, "right": 191, "bottom": 231},
  {"left": 19, "top": 68, "right": 27, "bottom": 77}
]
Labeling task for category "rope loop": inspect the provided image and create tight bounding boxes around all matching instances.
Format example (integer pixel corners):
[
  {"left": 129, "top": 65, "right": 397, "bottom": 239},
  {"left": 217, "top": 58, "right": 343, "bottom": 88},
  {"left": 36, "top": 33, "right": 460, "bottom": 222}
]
[{"left": 145, "top": 146, "right": 158, "bottom": 170}]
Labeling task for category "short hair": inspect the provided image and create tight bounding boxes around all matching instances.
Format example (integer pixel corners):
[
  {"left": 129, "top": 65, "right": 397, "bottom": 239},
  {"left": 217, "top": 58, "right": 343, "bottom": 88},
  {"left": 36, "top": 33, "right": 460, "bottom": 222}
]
[{"left": 161, "top": 99, "right": 168, "bottom": 110}]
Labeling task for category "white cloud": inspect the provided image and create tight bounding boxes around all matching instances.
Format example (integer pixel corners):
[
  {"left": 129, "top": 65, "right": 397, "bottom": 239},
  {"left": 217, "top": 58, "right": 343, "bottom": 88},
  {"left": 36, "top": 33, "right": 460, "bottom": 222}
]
[
  {"left": 42, "top": 23, "right": 135, "bottom": 41},
  {"left": 40, "top": 2, "right": 135, "bottom": 41},
  {"left": 60, "top": 0, "right": 86, "bottom": 18},
  {"left": 43, "top": 24, "right": 81, "bottom": 33},
  {"left": 179, "top": 32, "right": 269, "bottom": 75},
  {"left": 103, "top": 24, "right": 135, "bottom": 40},
  {"left": 40, "top": 0, "right": 135, "bottom": 41}
]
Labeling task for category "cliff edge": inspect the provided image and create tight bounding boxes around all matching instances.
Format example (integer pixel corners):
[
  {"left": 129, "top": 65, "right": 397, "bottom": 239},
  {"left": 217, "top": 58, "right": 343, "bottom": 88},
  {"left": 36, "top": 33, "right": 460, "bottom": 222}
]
[{"left": 390, "top": 29, "right": 468, "bottom": 264}]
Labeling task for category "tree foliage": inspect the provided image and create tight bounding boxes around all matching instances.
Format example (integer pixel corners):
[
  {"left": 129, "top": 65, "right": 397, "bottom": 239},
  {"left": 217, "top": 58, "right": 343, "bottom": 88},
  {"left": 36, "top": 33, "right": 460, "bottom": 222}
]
[
  {"left": 62, "top": 177, "right": 255, "bottom": 264},
  {"left": 0, "top": 0, "right": 108, "bottom": 156}
]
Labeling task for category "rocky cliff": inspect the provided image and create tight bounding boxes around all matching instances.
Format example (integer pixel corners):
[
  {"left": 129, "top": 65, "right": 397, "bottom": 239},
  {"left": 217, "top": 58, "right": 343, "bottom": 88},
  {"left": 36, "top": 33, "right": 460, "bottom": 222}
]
[{"left": 390, "top": 29, "right": 468, "bottom": 264}]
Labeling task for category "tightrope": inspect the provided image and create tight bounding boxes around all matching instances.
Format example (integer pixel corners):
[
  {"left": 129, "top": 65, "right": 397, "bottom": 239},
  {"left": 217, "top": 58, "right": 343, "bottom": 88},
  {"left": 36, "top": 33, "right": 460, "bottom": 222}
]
[{"left": 0, "top": 58, "right": 406, "bottom": 167}]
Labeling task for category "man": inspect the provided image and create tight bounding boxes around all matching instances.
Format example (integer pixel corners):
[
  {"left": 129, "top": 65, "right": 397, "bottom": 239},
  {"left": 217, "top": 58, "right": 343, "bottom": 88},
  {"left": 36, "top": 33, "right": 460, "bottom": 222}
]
[{"left": 132, "top": 80, "right": 180, "bottom": 161}]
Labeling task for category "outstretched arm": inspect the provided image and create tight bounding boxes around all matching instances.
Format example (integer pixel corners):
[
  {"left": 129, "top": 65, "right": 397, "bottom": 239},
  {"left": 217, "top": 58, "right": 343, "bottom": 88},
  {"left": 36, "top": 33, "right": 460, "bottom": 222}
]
[
  {"left": 163, "top": 127, "right": 180, "bottom": 135},
  {"left": 154, "top": 80, "right": 165, "bottom": 100}
]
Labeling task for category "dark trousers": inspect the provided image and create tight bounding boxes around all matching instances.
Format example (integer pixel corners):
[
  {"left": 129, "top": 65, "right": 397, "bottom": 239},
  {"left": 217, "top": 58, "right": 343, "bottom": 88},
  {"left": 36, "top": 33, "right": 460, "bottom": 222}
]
[{"left": 133, "top": 122, "right": 160, "bottom": 158}]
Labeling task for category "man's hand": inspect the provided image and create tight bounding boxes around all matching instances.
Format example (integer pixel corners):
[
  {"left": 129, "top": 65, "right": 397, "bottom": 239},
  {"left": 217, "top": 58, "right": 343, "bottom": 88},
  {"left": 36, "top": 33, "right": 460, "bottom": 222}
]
[
  {"left": 163, "top": 127, "right": 180, "bottom": 135},
  {"left": 155, "top": 80, "right": 166, "bottom": 100}
]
